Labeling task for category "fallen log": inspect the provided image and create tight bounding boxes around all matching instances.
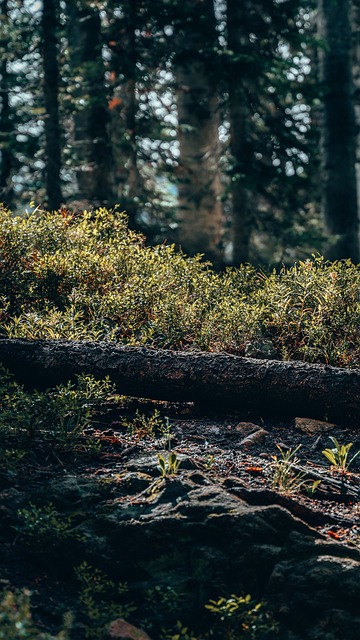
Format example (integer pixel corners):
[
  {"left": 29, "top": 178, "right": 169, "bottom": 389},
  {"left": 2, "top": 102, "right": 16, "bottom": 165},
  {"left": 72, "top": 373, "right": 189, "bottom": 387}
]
[{"left": 0, "top": 339, "right": 359, "bottom": 424}]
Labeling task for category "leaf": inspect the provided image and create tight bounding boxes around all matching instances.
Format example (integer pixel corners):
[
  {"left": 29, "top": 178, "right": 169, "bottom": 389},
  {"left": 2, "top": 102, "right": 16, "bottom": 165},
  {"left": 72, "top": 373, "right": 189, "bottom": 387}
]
[
  {"left": 157, "top": 455, "right": 166, "bottom": 471},
  {"left": 349, "top": 449, "right": 360, "bottom": 465},
  {"left": 328, "top": 436, "right": 340, "bottom": 450},
  {"left": 322, "top": 449, "right": 336, "bottom": 465}
]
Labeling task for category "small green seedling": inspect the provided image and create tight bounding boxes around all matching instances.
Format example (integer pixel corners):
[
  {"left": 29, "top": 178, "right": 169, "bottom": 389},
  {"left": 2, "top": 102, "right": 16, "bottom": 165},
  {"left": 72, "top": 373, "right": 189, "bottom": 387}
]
[
  {"left": 271, "top": 446, "right": 322, "bottom": 496},
  {"left": 157, "top": 452, "right": 181, "bottom": 477},
  {"left": 322, "top": 436, "right": 360, "bottom": 472},
  {"left": 304, "top": 479, "right": 322, "bottom": 497},
  {"left": 270, "top": 444, "right": 306, "bottom": 493}
]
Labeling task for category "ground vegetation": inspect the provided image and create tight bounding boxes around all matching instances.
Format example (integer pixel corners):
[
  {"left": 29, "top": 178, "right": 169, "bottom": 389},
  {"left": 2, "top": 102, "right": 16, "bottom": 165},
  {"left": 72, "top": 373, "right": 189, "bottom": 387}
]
[{"left": 0, "top": 208, "right": 359, "bottom": 638}]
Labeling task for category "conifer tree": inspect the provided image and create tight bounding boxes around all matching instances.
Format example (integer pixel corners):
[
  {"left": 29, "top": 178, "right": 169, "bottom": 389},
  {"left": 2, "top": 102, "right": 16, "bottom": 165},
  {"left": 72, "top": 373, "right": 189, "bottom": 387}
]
[
  {"left": 41, "top": 0, "right": 62, "bottom": 209},
  {"left": 172, "top": 0, "right": 224, "bottom": 267},
  {"left": 65, "top": 0, "right": 115, "bottom": 208},
  {"left": 318, "top": 0, "right": 359, "bottom": 261},
  {"left": 0, "top": 0, "right": 13, "bottom": 205}
]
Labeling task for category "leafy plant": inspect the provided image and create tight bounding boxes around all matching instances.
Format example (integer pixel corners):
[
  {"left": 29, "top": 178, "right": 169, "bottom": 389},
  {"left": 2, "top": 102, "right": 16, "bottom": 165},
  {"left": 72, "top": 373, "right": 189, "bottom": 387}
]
[
  {"left": 160, "top": 620, "right": 198, "bottom": 640},
  {"left": 157, "top": 452, "right": 181, "bottom": 477},
  {"left": 322, "top": 436, "right": 360, "bottom": 472},
  {"left": 145, "top": 585, "right": 186, "bottom": 618},
  {"left": 258, "top": 257, "right": 360, "bottom": 366},
  {"left": 270, "top": 445, "right": 306, "bottom": 493},
  {"left": 205, "top": 594, "right": 278, "bottom": 639},
  {"left": 140, "top": 586, "right": 188, "bottom": 634},
  {"left": 75, "top": 562, "right": 136, "bottom": 639},
  {"left": 0, "top": 448, "right": 26, "bottom": 472},
  {"left": 15, "top": 502, "right": 83, "bottom": 547},
  {"left": 0, "top": 589, "right": 72, "bottom": 639},
  {"left": 126, "top": 409, "right": 164, "bottom": 440},
  {"left": 2, "top": 208, "right": 360, "bottom": 367},
  {"left": 304, "top": 479, "right": 322, "bottom": 497},
  {"left": 270, "top": 445, "right": 323, "bottom": 495},
  {"left": 0, "top": 368, "right": 114, "bottom": 450},
  {"left": 205, "top": 454, "right": 215, "bottom": 470}
]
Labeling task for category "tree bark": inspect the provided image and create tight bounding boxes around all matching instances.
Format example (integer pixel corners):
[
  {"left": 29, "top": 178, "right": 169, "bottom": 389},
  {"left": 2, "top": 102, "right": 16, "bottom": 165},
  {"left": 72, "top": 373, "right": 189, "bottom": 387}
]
[
  {"left": 107, "top": 0, "right": 142, "bottom": 228},
  {"left": 174, "top": 0, "right": 224, "bottom": 268},
  {"left": 66, "top": 0, "right": 115, "bottom": 208},
  {"left": 352, "top": 0, "right": 360, "bottom": 237},
  {"left": 41, "top": 0, "right": 63, "bottom": 210},
  {"left": 0, "top": 0, "right": 13, "bottom": 207},
  {"left": 0, "top": 339, "right": 359, "bottom": 424},
  {"left": 317, "top": 0, "right": 359, "bottom": 262},
  {"left": 227, "top": 0, "right": 253, "bottom": 265}
]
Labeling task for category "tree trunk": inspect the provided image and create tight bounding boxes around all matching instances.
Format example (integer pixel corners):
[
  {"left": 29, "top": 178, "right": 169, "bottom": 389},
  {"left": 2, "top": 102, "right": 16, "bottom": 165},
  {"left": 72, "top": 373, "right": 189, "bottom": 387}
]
[
  {"left": 352, "top": 0, "right": 360, "bottom": 239},
  {"left": 0, "top": 0, "right": 13, "bottom": 206},
  {"left": 0, "top": 339, "right": 359, "bottom": 425},
  {"left": 41, "top": 0, "right": 63, "bottom": 210},
  {"left": 174, "top": 0, "right": 224, "bottom": 268},
  {"left": 318, "top": 0, "right": 359, "bottom": 262},
  {"left": 107, "top": 0, "right": 142, "bottom": 228},
  {"left": 227, "top": 0, "right": 253, "bottom": 265},
  {"left": 66, "top": 0, "right": 114, "bottom": 208}
]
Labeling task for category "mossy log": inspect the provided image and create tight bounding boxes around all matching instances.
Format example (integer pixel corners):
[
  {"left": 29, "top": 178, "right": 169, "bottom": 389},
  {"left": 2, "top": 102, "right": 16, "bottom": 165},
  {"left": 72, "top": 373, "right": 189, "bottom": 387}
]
[{"left": 0, "top": 339, "right": 359, "bottom": 424}]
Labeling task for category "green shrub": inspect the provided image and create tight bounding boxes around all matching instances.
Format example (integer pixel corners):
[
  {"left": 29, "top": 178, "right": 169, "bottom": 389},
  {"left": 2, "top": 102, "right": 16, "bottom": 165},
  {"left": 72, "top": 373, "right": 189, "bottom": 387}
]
[
  {"left": 0, "top": 366, "right": 114, "bottom": 450},
  {"left": 205, "top": 594, "right": 278, "bottom": 639},
  {"left": 74, "top": 562, "right": 136, "bottom": 639},
  {"left": 0, "top": 589, "right": 72, "bottom": 639},
  {"left": 124, "top": 409, "right": 165, "bottom": 440},
  {"left": 1, "top": 205, "right": 359, "bottom": 367},
  {"left": 15, "top": 502, "right": 83, "bottom": 547},
  {"left": 258, "top": 256, "right": 360, "bottom": 366}
]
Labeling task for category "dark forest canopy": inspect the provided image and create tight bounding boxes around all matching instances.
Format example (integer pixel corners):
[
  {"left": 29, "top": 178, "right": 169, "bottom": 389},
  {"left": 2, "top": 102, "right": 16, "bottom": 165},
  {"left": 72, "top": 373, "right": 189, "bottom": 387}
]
[{"left": 0, "top": 0, "right": 359, "bottom": 265}]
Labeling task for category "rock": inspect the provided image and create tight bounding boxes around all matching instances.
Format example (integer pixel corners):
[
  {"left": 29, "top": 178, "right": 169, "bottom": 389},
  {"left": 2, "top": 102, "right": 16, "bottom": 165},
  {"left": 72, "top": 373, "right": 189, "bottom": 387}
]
[
  {"left": 234, "top": 421, "right": 260, "bottom": 434},
  {"left": 266, "top": 554, "right": 360, "bottom": 639},
  {"left": 107, "top": 619, "right": 151, "bottom": 640},
  {"left": 2, "top": 462, "right": 360, "bottom": 640},
  {"left": 295, "top": 417, "right": 336, "bottom": 435},
  {"left": 239, "top": 428, "right": 268, "bottom": 447},
  {"left": 48, "top": 476, "right": 103, "bottom": 506},
  {"left": 90, "top": 470, "right": 360, "bottom": 639}
]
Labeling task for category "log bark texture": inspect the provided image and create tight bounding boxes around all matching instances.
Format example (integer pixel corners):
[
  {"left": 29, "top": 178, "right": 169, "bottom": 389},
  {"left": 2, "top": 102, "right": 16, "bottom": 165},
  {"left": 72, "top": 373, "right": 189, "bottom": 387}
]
[{"left": 0, "top": 339, "right": 359, "bottom": 424}]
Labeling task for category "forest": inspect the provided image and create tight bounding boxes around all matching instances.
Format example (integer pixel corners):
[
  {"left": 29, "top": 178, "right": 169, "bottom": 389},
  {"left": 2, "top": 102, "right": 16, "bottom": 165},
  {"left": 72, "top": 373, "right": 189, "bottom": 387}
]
[
  {"left": 1, "top": 0, "right": 360, "bottom": 266},
  {"left": 1, "top": 2, "right": 360, "bottom": 640}
]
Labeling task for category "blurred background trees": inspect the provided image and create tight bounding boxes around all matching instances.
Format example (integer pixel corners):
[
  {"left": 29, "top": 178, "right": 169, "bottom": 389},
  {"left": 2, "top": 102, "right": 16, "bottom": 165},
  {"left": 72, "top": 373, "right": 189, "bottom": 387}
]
[{"left": 0, "top": 0, "right": 358, "bottom": 266}]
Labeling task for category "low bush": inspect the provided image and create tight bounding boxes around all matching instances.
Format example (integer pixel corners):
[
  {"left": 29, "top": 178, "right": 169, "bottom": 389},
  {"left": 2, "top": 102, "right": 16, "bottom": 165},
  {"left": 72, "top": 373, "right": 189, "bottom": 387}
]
[
  {"left": 0, "top": 365, "right": 114, "bottom": 451},
  {"left": 0, "top": 589, "right": 71, "bottom": 639},
  {"left": 1, "top": 205, "right": 359, "bottom": 367}
]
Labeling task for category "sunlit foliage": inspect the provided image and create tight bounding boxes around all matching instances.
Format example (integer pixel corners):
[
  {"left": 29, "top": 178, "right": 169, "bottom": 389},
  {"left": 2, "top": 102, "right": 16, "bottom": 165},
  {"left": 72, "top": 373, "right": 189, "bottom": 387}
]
[{"left": 1, "top": 205, "right": 359, "bottom": 367}]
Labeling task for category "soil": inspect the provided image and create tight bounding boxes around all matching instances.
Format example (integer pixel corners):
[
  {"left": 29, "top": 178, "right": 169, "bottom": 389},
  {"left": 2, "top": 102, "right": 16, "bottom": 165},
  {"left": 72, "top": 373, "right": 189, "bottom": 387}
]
[
  {"left": 41, "top": 397, "right": 360, "bottom": 544},
  {"left": 1, "top": 397, "right": 360, "bottom": 636}
]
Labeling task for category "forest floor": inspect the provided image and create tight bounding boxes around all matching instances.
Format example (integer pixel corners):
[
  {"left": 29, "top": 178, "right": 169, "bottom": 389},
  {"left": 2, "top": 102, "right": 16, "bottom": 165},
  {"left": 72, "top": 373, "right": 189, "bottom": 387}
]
[
  {"left": 4, "top": 398, "right": 359, "bottom": 551},
  {"left": 88, "top": 399, "right": 360, "bottom": 543},
  {"left": 1, "top": 398, "right": 360, "bottom": 637}
]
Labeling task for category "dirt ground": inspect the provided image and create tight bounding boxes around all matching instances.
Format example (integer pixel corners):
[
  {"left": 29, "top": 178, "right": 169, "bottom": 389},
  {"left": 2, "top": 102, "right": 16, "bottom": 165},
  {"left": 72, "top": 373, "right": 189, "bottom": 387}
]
[
  {"left": 1, "top": 397, "right": 360, "bottom": 638},
  {"left": 87, "top": 399, "right": 360, "bottom": 546}
]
